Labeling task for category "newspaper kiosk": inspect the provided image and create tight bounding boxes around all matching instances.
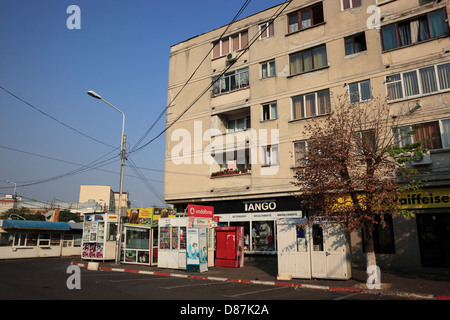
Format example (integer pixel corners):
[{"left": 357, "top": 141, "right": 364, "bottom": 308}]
[
  {"left": 157, "top": 217, "right": 188, "bottom": 269},
  {"left": 277, "top": 218, "right": 351, "bottom": 280},
  {"left": 82, "top": 213, "right": 118, "bottom": 261}
]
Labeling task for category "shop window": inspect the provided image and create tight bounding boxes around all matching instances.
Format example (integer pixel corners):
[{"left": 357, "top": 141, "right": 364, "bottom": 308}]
[
  {"left": 39, "top": 234, "right": 50, "bottom": 246},
  {"left": 252, "top": 221, "right": 275, "bottom": 252},
  {"left": 126, "top": 228, "right": 150, "bottom": 250},
  {"left": 381, "top": 9, "right": 448, "bottom": 51},
  {"left": 159, "top": 227, "right": 170, "bottom": 249},
  {"left": 296, "top": 226, "right": 307, "bottom": 252},
  {"left": 312, "top": 224, "right": 324, "bottom": 251},
  {"left": 26, "top": 233, "right": 38, "bottom": 246},
  {"left": 172, "top": 227, "right": 179, "bottom": 250},
  {"left": 107, "top": 223, "right": 117, "bottom": 241},
  {"left": 51, "top": 234, "right": 61, "bottom": 246},
  {"left": 180, "top": 227, "right": 186, "bottom": 250},
  {"left": 363, "top": 214, "right": 395, "bottom": 254}
]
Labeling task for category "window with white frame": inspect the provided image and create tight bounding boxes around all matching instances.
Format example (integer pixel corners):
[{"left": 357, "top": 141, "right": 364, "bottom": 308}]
[
  {"left": 293, "top": 140, "right": 308, "bottom": 167},
  {"left": 226, "top": 116, "right": 250, "bottom": 133},
  {"left": 393, "top": 120, "right": 450, "bottom": 150},
  {"left": 262, "top": 102, "right": 277, "bottom": 121},
  {"left": 381, "top": 9, "right": 448, "bottom": 52},
  {"left": 349, "top": 80, "right": 372, "bottom": 103},
  {"left": 259, "top": 21, "right": 274, "bottom": 39},
  {"left": 262, "top": 145, "right": 279, "bottom": 166},
  {"left": 386, "top": 62, "right": 450, "bottom": 101},
  {"left": 291, "top": 89, "right": 331, "bottom": 120},
  {"left": 261, "top": 60, "right": 276, "bottom": 79},
  {"left": 342, "top": 0, "right": 362, "bottom": 10},
  {"left": 212, "top": 30, "right": 249, "bottom": 58}
]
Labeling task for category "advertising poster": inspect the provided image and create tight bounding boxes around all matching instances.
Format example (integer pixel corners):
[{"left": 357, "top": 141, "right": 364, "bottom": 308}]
[{"left": 187, "top": 228, "right": 208, "bottom": 272}]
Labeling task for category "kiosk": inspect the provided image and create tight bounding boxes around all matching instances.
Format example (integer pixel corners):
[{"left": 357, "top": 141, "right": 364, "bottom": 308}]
[
  {"left": 122, "top": 224, "right": 153, "bottom": 265},
  {"left": 157, "top": 217, "right": 188, "bottom": 269},
  {"left": 82, "top": 213, "right": 118, "bottom": 261},
  {"left": 277, "top": 218, "right": 351, "bottom": 280},
  {"left": 215, "top": 226, "right": 244, "bottom": 268}
]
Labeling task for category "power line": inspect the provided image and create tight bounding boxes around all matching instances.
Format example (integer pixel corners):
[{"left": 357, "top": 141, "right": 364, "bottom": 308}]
[
  {"left": 0, "top": 85, "right": 116, "bottom": 149},
  {"left": 129, "top": 0, "right": 293, "bottom": 155},
  {"left": 129, "top": 0, "right": 253, "bottom": 154}
]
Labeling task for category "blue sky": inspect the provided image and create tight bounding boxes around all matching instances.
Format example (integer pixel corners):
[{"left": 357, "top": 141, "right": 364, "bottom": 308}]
[{"left": 0, "top": 0, "right": 283, "bottom": 208}]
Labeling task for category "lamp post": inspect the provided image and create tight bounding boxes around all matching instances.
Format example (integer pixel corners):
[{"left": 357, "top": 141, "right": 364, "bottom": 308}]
[
  {"left": 6, "top": 180, "right": 17, "bottom": 209},
  {"left": 87, "top": 90, "right": 126, "bottom": 264}
]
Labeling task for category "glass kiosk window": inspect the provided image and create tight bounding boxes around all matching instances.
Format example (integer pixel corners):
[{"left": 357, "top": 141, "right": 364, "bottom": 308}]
[
  {"left": 180, "top": 227, "right": 186, "bottom": 250},
  {"left": 312, "top": 224, "right": 324, "bottom": 251}
]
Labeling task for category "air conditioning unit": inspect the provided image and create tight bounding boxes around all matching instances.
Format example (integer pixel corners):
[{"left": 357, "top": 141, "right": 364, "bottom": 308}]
[
  {"left": 411, "top": 152, "right": 432, "bottom": 165},
  {"left": 226, "top": 52, "right": 237, "bottom": 62}
]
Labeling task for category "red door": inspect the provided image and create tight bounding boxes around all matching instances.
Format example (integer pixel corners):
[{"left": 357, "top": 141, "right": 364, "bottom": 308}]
[{"left": 216, "top": 231, "right": 236, "bottom": 260}]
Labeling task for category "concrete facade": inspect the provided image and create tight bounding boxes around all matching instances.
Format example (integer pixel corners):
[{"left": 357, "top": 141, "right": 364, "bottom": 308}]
[{"left": 164, "top": 0, "right": 450, "bottom": 269}]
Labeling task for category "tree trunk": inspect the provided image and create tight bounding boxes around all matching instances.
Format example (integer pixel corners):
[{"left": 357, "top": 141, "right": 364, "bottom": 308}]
[{"left": 362, "top": 223, "right": 381, "bottom": 289}]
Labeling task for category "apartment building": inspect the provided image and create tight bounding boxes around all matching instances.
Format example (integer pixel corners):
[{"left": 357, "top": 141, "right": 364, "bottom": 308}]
[{"left": 165, "top": 0, "right": 450, "bottom": 269}]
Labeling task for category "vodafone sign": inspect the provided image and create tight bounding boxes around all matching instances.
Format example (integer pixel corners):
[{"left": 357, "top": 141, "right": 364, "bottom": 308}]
[{"left": 187, "top": 204, "right": 214, "bottom": 218}]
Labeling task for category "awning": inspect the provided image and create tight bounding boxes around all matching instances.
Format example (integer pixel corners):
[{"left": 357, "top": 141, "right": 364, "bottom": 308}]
[{"left": 0, "top": 220, "right": 71, "bottom": 231}]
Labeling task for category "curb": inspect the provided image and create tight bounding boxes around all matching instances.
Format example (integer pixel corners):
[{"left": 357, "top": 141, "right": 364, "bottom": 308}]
[{"left": 70, "top": 262, "right": 450, "bottom": 300}]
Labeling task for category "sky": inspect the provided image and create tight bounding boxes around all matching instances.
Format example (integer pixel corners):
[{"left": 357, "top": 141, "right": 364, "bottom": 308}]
[{"left": 0, "top": 0, "right": 284, "bottom": 209}]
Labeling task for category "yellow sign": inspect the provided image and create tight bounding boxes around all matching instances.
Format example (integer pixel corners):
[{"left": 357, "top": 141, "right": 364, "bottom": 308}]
[{"left": 398, "top": 188, "right": 450, "bottom": 209}]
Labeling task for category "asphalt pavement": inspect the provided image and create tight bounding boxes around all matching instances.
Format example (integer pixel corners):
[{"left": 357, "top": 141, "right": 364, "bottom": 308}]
[{"left": 71, "top": 255, "right": 450, "bottom": 300}]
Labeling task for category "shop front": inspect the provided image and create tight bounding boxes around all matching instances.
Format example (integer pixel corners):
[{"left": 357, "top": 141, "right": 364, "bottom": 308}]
[
  {"left": 0, "top": 220, "right": 82, "bottom": 259},
  {"left": 399, "top": 187, "right": 450, "bottom": 268},
  {"left": 205, "top": 196, "right": 303, "bottom": 255},
  {"left": 81, "top": 213, "right": 118, "bottom": 261}
]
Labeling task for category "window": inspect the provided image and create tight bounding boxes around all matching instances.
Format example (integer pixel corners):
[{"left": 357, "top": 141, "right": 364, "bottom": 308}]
[
  {"left": 259, "top": 21, "right": 274, "bottom": 39},
  {"left": 386, "top": 62, "right": 450, "bottom": 101},
  {"left": 293, "top": 140, "right": 308, "bottom": 167},
  {"left": 289, "top": 45, "right": 327, "bottom": 76},
  {"left": 288, "top": 2, "right": 324, "bottom": 33},
  {"left": 212, "top": 30, "right": 249, "bottom": 58},
  {"left": 342, "top": 0, "right": 361, "bottom": 10},
  {"left": 349, "top": 80, "right": 372, "bottom": 103},
  {"left": 262, "top": 145, "right": 279, "bottom": 166},
  {"left": 226, "top": 116, "right": 250, "bottom": 133},
  {"left": 262, "top": 102, "right": 277, "bottom": 121},
  {"left": 292, "top": 89, "right": 331, "bottom": 120},
  {"left": 381, "top": 9, "right": 448, "bottom": 51},
  {"left": 261, "top": 60, "right": 276, "bottom": 79},
  {"left": 345, "top": 33, "right": 367, "bottom": 55},
  {"left": 355, "top": 130, "right": 376, "bottom": 154},
  {"left": 394, "top": 121, "right": 446, "bottom": 150},
  {"left": 215, "top": 148, "right": 251, "bottom": 172},
  {"left": 212, "top": 67, "right": 249, "bottom": 96}
]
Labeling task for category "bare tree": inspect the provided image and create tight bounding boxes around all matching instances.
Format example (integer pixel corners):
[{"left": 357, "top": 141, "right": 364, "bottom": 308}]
[{"left": 292, "top": 93, "right": 426, "bottom": 274}]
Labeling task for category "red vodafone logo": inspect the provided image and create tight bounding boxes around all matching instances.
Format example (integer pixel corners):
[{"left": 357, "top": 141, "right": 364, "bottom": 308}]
[{"left": 187, "top": 204, "right": 214, "bottom": 218}]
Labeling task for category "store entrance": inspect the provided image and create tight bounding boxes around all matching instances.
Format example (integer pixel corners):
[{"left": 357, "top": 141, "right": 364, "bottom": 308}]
[{"left": 416, "top": 213, "right": 450, "bottom": 268}]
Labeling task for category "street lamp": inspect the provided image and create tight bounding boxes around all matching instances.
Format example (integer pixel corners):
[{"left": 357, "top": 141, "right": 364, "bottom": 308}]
[
  {"left": 87, "top": 90, "right": 126, "bottom": 264},
  {"left": 6, "top": 180, "right": 17, "bottom": 209}
]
